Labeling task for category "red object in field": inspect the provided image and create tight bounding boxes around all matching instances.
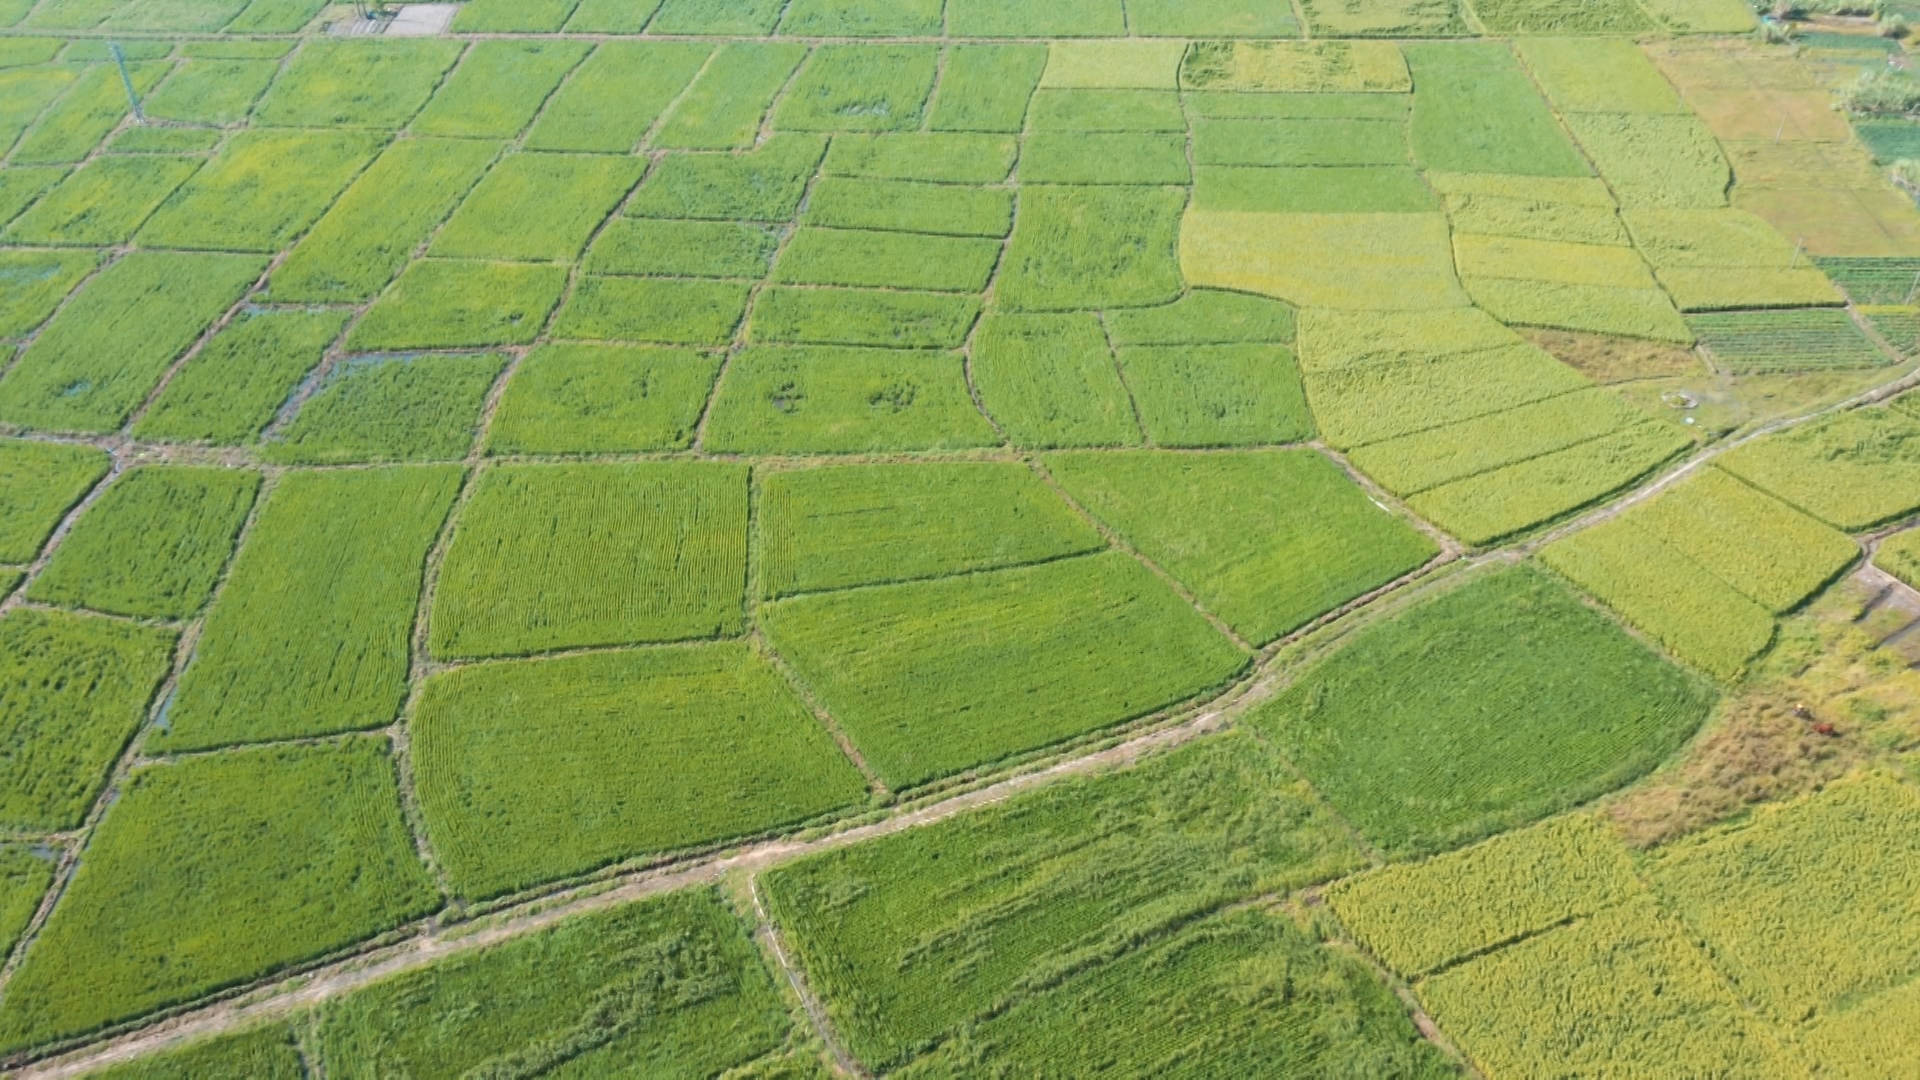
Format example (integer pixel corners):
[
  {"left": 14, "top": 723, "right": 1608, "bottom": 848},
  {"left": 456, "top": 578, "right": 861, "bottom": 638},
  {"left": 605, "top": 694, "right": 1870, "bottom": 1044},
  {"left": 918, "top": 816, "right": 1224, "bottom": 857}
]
[{"left": 1813, "top": 721, "right": 1839, "bottom": 737}]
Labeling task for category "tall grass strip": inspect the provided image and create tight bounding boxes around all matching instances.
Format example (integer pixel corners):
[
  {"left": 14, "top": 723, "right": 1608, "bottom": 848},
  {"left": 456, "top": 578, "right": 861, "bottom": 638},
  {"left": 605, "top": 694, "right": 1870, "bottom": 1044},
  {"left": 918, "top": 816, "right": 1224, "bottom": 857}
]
[
  {"left": 1877, "top": 528, "right": 1920, "bottom": 590},
  {"left": 1304, "top": 344, "right": 1592, "bottom": 448},
  {"left": 1349, "top": 388, "right": 1651, "bottom": 496},
  {"left": 81, "top": 1026, "right": 303, "bottom": 1080},
  {"left": 1717, "top": 406, "right": 1920, "bottom": 531},
  {"left": 1468, "top": 280, "right": 1693, "bottom": 342}
]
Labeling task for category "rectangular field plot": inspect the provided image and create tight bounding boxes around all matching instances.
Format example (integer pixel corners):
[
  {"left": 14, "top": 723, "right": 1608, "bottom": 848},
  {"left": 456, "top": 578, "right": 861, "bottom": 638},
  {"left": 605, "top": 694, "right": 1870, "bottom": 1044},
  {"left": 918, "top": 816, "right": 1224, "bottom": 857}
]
[
  {"left": 0, "top": 249, "right": 96, "bottom": 341},
  {"left": 1404, "top": 42, "right": 1589, "bottom": 178},
  {"left": 927, "top": 44, "right": 1047, "bottom": 132},
  {"left": 347, "top": 260, "right": 569, "bottom": 351},
  {"left": 821, "top": 133, "right": 1017, "bottom": 183},
  {"left": 626, "top": 136, "right": 824, "bottom": 221},
  {"left": 524, "top": 42, "right": 709, "bottom": 152},
  {"left": 1128, "top": 0, "right": 1300, "bottom": 35},
  {"left": 1193, "top": 117, "right": 1405, "bottom": 167},
  {"left": 28, "top": 466, "right": 258, "bottom": 620},
  {"left": 315, "top": 889, "right": 788, "bottom": 1078},
  {"left": 1119, "top": 343, "right": 1313, "bottom": 447},
  {"left": 1047, "top": 450, "right": 1437, "bottom": 644},
  {"left": 775, "top": 45, "right": 938, "bottom": 133},
  {"left": 1041, "top": 41, "right": 1186, "bottom": 89},
  {"left": 761, "top": 552, "right": 1246, "bottom": 788},
  {"left": 650, "top": 0, "right": 784, "bottom": 34},
  {"left": 1467, "top": 279, "right": 1691, "bottom": 343},
  {"left": 0, "top": 438, "right": 107, "bottom": 562},
  {"left": 803, "top": 177, "right": 1014, "bottom": 238},
  {"left": 0, "top": 741, "right": 438, "bottom": 1054},
  {"left": 586, "top": 219, "right": 778, "bottom": 279},
  {"left": 1304, "top": 344, "right": 1592, "bottom": 449},
  {"left": 1564, "top": 112, "right": 1731, "bottom": 210},
  {"left": 749, "top": 287, "right": 979, "bottom": 349},
  {"left": 1026, "top": 89, "right": 1186, "bottom": 133},
  {"left": 0, "top": 251, "right": 264, "bottom": 434},
  {"left": 1419, "top": 901, "right": 1795, "bottom": 1079},
  {"left": 1517, "top": 37, "right": 1686, "bottom": 115},
  {"left": 252, "top": 39, "right": 463, "bottom": 128},
  {"left": 1407, "top": 420, "right": 1691, "bottom": 546},
  {"left": 1350, "top": 388, "right": 1652, "bottom": 496},
  {"left": 946, "top": 0, "right": 1124, "bottom": 36},
  {"left": 781, "top": 0, "right": 942, "bottom": 35},
  {"left": 413, "top": 643, "right": 866, "bottom": 898},
  {"left": 894, "top": 909, "right": 1453, "bottom": 1078},
  {"left": 269, "top": 138, "right": 501, "bottom": 304},
  {"left": 134, "top": 308, "right": 351, "bottom": 446},
  {"left": 1689, "top": 309, "right": 1884, "bottom": 372},
  {"left": 654, "top": 42, "right": 808, "bottom": 150},
  {"left": 1622, "top": 467, "right": 1858, "bottom": 613},
  {"left": 996, "top": 186, "right": 1185, "bottom": 311},
  {"left": 449, "top": 0, "right": 577, "bottom": 32},
  {"left": 1539, "top": 517, "right": 1778, "bottom": 681},
  {"left": 1181, "top": 211, "right": 1468, "bottom": 311},
  {"left": 759, "top": 463, "right": 1101, "bottom": 598},
  {"left": 3, "top": 155, "right": 201, "bottom": 246},
  {"left": 485, "top": 344, "right": 719, "bottom": 455},
  {"left": 971, "top": 313, "right": 1140, "bottom": 449},
  {"left": 1718, "top": 406, "right": 1920, "bottom": 531},
  {"left": 159, "top": 467, "right": 461, "bottom": 751},
  {"left": 772, "top": 229, "right": 1000, "bottom": 293},
  {"left": 141, "top": 57, "right": 279, "bottom": 124},
  {"left": 762, "top": 732, "right": 1364, "bottom": 1069},
  {"left": 431, "top": 153, "right": 643, "bottom": 263},
  {"left": 1252, "top": 565, "right": 1714, "bottom": 856},
  {"left": 1106, "top": 289, "right": 1297, "bottom": 346},
  {"left": 1647, "top": 773, "right": 1920, "bottom": 1026},
  {"left": 411, "top": 41, "right": 590, "bottom": 138},
  {"left": 701, "top": 347, "right": 1001, "bottom": 455},
  {"left": 1017, "top": 132, "right": 1190, "bottom": 185},
  {"left": 1193, "top": 165, "right": 1437, "bottom": 214},
  {"left": 262, "top": 353, "right": 505, "bottom": 465},
  {"left": 1329, "top": 815, "right": 1641, "bottom": 977},
  {"left": 554, "top": 277, "right": 749, "bottom": 346},
  {"left": 1472, "top": 0, "right": 1655, "bottom": 32},
  {"left": 138, "top": 130, "right": 384, "bottom": 253},
  {"left": 0, "top": 609, "right": 174, "bottom": 831},
  {"left": 429, "top": 462, "right": 747, "bottom": 661},
  {"left": 1181, "top": 40, "right": 1410, "bottom": 93},
  {"left": 12, "top": 63, "right": 167, "bottom": 166}
]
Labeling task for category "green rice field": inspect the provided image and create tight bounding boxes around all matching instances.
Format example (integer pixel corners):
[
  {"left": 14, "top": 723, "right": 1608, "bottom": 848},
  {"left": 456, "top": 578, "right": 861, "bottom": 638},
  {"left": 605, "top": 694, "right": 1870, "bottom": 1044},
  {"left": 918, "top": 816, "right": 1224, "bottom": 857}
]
[{"left": 2, "top": 2, "right": 1920, "bottom": 1076}]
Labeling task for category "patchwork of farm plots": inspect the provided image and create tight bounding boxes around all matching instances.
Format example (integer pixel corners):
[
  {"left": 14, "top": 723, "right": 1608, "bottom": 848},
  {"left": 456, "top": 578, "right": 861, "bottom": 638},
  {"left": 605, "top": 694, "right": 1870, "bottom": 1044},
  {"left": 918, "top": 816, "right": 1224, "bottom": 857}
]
[{"left": 2, "top": 0, "right": 1920, "bottom": 1076}]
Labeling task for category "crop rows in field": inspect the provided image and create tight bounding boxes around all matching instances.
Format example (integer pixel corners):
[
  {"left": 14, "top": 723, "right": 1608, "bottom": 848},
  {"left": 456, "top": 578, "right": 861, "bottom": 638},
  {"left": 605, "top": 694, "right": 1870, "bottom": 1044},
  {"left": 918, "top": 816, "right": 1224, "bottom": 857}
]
[
  {"left": 1326, "top": 774, "right": 1920, "bottom": 1078},
  {"left": 2, "top": 12, "right": 1917, "bottom": 1073}
]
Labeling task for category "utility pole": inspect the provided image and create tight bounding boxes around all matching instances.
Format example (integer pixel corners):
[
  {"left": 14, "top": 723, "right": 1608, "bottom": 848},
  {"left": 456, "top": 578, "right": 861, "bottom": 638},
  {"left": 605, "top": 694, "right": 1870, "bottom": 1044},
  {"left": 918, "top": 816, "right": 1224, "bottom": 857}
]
[{"left": 108, "top": 42, "right": 143, "bottom": 124}]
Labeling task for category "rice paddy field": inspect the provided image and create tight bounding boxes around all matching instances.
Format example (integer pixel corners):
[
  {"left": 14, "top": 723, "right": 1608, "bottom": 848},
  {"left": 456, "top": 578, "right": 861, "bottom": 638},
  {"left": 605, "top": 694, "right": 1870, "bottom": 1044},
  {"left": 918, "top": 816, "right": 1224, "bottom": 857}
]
[{"left": 2, "top": 1, "right": 1920, "bottom": 1076}]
